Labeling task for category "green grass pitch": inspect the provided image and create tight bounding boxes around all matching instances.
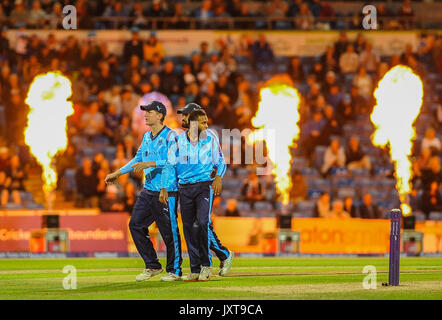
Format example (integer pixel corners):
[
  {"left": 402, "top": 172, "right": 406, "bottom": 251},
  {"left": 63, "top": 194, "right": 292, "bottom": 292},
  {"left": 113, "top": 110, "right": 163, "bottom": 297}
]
[{"left": 0, "top": 257, "right": 441, "bottom": 300}]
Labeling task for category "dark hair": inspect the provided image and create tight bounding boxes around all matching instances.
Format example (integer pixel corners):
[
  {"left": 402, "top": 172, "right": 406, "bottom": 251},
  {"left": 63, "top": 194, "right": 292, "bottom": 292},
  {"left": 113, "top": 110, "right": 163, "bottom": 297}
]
[{"left": 188, "top": 109, "right": 207, "bottom": 122}]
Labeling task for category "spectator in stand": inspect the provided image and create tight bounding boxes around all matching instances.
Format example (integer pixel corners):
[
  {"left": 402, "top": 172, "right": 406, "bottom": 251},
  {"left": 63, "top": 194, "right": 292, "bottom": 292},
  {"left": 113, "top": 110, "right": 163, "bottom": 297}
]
[
  {"left": 10, "top": 0, "right": 29, "bottom": 28},
  {"left": 55, "top": 144, "right": 77, "bottom": 194},
  {"left": 145, "top": 0, "right": 170, "bottom": 29},
  {"left": 213, "top": 3, "right": 232, "bottom": 29},
  {"left": 92, "top": 152, "right": 105, "bottom": 174},
  {"left": 334, "top": 32, "right": 349, "bottom": 62},
  {"left": 197, "top": 62, "right": 218, "bottom": 94},
  {"left": 75, "top": 157, "right": 99, "bottom": 208},
  {"left": 235, "top": 3, "right": 254, "bottom": 29},
  {"left": 166, "top": 2, "right": 188, "bottom": 29},
  {"left": 329, "top": 200, "right": 351, "bottom": 219},
  {"left": 249, "top": 34, "right": 274, "bottom": 72},
  {"left": 420, "top": 181, "right": 442, "bottom": 219},
  {"left": 112, "top": 149, "right": 129, "bottom": 172},
  {"left": 225, "top": 199, "right": 240, "bottom": 217},
  {"left": 123, "top": 182, "right": 137, "bottom": 214},
  {"left": 100, "top": 184, "right": 125, "bottom": 213},
  {"left": 353, "top": 34, "right": 367, "bottom": 54},
  {"left": 303, "top": 109, "right": 326, "bottom": 160},
  {"left": 401, "top": 43, "right": 417, "bottom": 65},
  {"left": 97, "top": 62, "right": 115, "bottom": 92},
  {"left": 421, "top": 127, "right": 441, "bottom": 155},
  {"left": 398, "top": 0, "right": 415, "bottom": 29},
  {"left": 0, "top": 170, "right": 12, "bottom": 208},
  {"left": 407, "top": 55, "right": 427, "bottom": 79},
  {"left": 121, "top": 86, "right": 140, "bottom": 117},
  {"left": 322, "top": 70, "right": 338, "bottom": 95},
  {"left": 0, "top": 147, "right": 10, "bottom": 172},
  {"left": 321, "top": 139, "right": 346, "bottom": 176},
  {"left": 311, "top": 61, "right": 325, "bottom": 82},
  {"left": 320, "top": 104, "right": 342, "bottom": 143},
  {"left": 159, "top": 60, "right": 182, "bottom": 96},
  {"left": 359, "top": 42, "right": 379, "bottom": 73},
  {"left": 143, "top": 31, "right": 165, "bottom": 63},
  {"left": 289, "top": 170, "right": 307, "bottom": 208},
  {"left": 339, "top": 44, "right": 359, "bottom": 74},
  {"left": 377, "top": 3, "right": 395, "bottom": 30},
  {"left": 345, "top": 136, "right": 371, "bottom": 173},
  {"left": 295, "top": 3, "right": 315, "bottom": 30},
  {"left": 413, "top": 148, "right": 433, "bottom": 183},
  {"left": 6, "top": 92, "right": 28, "bottom": 146},
  {"left": 114, "top": 115, "right": 132, "bottom": 145},
  {"left": 123, "top": 27, "right": 144, "bottom": 62},
  {"left": 5, "top": 154, "right": 25, "bottom": 200},
  {"left": 241, "top": 171, "right": 265, "bottom": 210},
  {"left": 344, "top": 196, "right": 358, "bottom": 218},
  {"left": 421, "top": 156, "right": 441, "bottom": 190},
  {"left": 287, "top": 56, "right": 305, "bottom": 84},
  {"left": 349, "top": 85, "right": 370, "bottom": 115},
  {"left": 193, "top": 0, "right": 214, "bottom": 29},
  {"left": 353, "top": 66, "right": 373, "bottom": 100},
  {"left": 359, "top": 193, "right": 382, "bottom": 219},
  {"left": 123, "top": 135, "right": 137, "bottom": 160},
  {"left": 336, "top": 94, "right": 356, "bottom": 124},
  {"left": 211, "top": 196, "right": 224, "bottom": 216},
  {"left": 321, "top": 45, "right": 338, "bottom": 73},
  {"left": 80, "top": 101, "right": 105, "bottom": 140},
  {"left": 208, "top": 52, "right": 227, "bottom": 78},
  {"left": 129, "top": 1, "right": 148, "bottom": 29},
  {"left": 313, "top": 191, "right": 331, "bottom": 218},
  {"left": 104, "top": 104, "right": 120, "bottom": 143},
  {"left": 325, "top": 85, "right": 343, "bottom": 110},
  {"left": 199, "top": 41, "right": 211, "bottom": 63}
]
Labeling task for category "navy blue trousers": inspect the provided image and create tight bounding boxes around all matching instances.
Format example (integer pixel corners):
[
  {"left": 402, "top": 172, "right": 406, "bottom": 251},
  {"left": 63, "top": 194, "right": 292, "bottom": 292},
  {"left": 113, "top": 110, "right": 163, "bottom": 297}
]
[
  {"left": 179, "top": 181, "right": 230, "bottom": 273},
  {"left": 129, "top": 189, "right": 182, "bottom": 276}
]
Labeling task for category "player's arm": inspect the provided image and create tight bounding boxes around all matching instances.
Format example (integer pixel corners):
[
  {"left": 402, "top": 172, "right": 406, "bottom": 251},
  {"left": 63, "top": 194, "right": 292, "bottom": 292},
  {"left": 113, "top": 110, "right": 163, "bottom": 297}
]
[
  {"left": 211, "top": 133, "right": 226, "bottom": 196},
  {"left": 159, "top": 134, "right": 179, "bottom": 205},
  {"left": 105, "top": 137, "right": 144, "bottom": 184}
]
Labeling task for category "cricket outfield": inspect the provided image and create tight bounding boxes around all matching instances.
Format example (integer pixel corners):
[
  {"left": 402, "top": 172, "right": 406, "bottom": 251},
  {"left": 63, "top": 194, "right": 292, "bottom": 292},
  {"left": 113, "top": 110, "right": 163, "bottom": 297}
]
[{"left": 0, "top": 257, "right": 441, "bottom": 300}]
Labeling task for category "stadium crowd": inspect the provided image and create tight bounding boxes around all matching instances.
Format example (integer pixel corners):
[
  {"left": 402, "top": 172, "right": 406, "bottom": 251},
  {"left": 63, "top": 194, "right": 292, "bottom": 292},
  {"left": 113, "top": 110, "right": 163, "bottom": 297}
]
[
  {"left": 0, "top": 0, "right": 434, "bottom": 30},
  {"left": 0, "top": 7, "right": 441, "bottom": 219}
]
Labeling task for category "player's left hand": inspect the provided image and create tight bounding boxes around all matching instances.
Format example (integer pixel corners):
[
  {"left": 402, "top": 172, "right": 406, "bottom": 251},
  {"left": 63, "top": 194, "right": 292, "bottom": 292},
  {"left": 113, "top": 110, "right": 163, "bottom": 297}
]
[
  {"left": 212, "top": 176, "right": 222, "bottom": 196},
  {"left": 131, "top": 161, "right": 155, "bottom": 175}
]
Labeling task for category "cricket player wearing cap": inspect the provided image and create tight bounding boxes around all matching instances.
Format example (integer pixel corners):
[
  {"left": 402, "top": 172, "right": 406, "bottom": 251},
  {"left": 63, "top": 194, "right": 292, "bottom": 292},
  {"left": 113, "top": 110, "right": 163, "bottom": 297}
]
[
  {"left": 105, "top": 101, "right": 182, "bottom": 282},
  {"left": 160, "top": 108, "right": 228, "bottom": 281},
  {"left": 177, "top": 103, "right": 234, "bottom": 277}
]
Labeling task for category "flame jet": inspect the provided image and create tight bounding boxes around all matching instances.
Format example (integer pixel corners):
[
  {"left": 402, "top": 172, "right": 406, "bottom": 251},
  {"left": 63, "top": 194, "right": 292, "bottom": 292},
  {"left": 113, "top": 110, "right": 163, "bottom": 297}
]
[
  {"left": 24, "top": 72, "right": 74, "bottom": 207},
  {"left": 370, "top": 65, "right": 424, "bottom": 216}
]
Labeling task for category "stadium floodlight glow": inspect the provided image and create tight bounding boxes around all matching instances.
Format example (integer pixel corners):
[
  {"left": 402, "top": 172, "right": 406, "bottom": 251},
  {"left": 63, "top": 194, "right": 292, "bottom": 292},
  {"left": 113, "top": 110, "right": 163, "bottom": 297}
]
[
  {"left": 24, "top": 71, "right": 74, "bottom": 210},
  {"left": 248, "top": 79, "right": 301, "bottom": 205},
  {"left": 370, "top": 65, "right": 423, "bottom": 216}
]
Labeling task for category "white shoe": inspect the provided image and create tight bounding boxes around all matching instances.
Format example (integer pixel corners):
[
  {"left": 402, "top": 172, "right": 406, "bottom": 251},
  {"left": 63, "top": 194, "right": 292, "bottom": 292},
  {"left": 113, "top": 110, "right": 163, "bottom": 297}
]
[
  {"left": 198, "top": 266, "right": 212, "bottom": 281},
  {"left": 182, "top": 273, "right": 200, "bottom": 281},
  {"left": 161, "top": 272, "right": 182, "bottom": 282},
  {"left": 219, "top": 251, "right": 234, "bottom": 276},
  {"left": 135, "top": 268, "right": 163, "bottom": 282}
]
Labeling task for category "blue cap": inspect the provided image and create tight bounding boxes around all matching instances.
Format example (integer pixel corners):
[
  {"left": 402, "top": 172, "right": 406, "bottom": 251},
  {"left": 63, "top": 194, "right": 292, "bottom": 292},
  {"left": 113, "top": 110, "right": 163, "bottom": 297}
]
[
  {"left": 177, "top": 103, "right": 202, "bottom": 115},
  {"left": 140, "top": 100, "right": 166, "bottom": 116},
  {"left": 131, "top": 26, "right": 140, "bottom": 33}
]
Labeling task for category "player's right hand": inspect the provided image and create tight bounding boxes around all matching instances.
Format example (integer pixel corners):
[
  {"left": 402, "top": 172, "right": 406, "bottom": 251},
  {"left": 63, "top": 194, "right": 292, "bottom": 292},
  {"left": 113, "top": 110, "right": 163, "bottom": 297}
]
[
  {"left": 159, "top": 188, "right": 169, "bottom": 205},
  {"left": 105, "top": 172, "right": 120, "bottom": 184}
]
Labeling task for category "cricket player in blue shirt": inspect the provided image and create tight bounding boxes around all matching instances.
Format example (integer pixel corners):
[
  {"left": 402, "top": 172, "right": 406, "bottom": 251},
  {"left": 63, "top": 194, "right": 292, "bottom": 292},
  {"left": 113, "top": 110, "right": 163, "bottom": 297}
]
[
  {"left": 105, "top": 101, "right": 182, "bottom": 282},
  {"left": 176, "top": 103, "right": 234, "bottom": 277},
  {"left": 160, "top": 108, "right": 229, "bottom": 281}
]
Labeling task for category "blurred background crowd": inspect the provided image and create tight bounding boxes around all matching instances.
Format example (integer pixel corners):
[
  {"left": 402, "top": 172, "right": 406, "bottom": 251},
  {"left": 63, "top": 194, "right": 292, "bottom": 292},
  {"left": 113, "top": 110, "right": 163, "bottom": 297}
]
[
  {"left": 0, "top": 0, "right": 441, "bottom": 221},
  {"left": 0, "top": 0, "right": 440, "bottom": 30}
]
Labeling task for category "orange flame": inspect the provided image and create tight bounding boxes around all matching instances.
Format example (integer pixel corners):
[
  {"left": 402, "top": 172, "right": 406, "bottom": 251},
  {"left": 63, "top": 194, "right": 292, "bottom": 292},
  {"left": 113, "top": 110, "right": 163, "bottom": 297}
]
[
  {"left": 24, "top": 72, "right": 74, "bottom": 200},
  {"left": 248, "top": 81, "right": 301, "bottom": 205},
  {"left": 370, "top": 65, "right": 424, "bottom": 216}
]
